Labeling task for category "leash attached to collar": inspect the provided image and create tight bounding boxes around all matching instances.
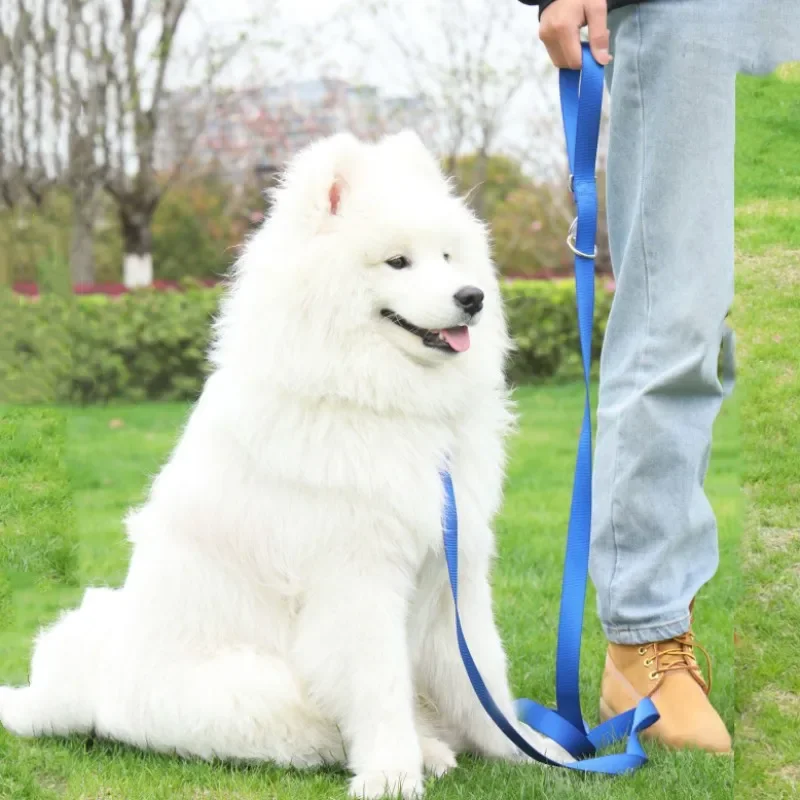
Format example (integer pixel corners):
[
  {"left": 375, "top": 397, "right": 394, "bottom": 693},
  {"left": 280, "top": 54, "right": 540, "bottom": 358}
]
[{"left": 441, "top": 44, "right": 659, "bottom": 774}]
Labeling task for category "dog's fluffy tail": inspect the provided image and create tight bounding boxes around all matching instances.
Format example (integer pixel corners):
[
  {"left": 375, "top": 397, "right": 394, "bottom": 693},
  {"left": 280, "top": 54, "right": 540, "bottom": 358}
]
[{"left": 0, "top": 587, "right": 119, "bottom": 737}]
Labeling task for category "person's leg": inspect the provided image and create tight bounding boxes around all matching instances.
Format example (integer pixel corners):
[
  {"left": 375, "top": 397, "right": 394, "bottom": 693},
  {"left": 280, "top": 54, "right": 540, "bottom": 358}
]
[
  {"left": 590, "top": 1, "right": 735, "bottom": 752},
  {"left": 592, "top": 0, "right": 735, "bottom": 645}
]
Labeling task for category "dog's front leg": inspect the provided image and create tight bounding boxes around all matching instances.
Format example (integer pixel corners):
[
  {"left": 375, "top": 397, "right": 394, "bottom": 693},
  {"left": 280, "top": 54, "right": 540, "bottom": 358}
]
[
  {"left": 444, "top": 569, "right": 574, "bottom": 764},
  {"left": 295, "top": 564, "right": 424, "bottom": 799},
  {"left": 423, "top": 555, "right": 574, "bottom": 766},
  {"left": 431, "top": 567, "right": 525, "bottom": 761}
]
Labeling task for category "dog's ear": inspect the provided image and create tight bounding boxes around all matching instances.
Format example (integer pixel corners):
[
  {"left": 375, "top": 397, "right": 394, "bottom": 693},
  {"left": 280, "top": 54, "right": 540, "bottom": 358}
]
[
  {"left": 281, "top": 133, "right": 362, "bottom": 221},
  {"left": 382, "top": 131, "right": 443, "bottom": 181},
  {"left": 322, "top": 133, "right": 360, "bottom": 216},
  {"left": 328, "top": 178, "right": 344, "bottom": 216}
]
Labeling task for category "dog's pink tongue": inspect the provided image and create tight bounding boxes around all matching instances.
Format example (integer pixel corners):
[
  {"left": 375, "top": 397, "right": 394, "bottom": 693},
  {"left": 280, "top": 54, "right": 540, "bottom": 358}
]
[{"left": 440, "top": 326, "right": 471, "bottom": 352}]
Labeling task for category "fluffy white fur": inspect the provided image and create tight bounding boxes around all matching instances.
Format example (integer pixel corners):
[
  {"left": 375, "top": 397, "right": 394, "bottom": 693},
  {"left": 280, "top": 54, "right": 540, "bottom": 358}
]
[{"left": 0, "top": 132, "right": 558, "bottom": 797}]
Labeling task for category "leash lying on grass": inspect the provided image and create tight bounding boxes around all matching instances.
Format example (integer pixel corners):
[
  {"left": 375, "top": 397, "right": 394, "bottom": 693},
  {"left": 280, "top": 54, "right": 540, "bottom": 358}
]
[{"left": 441, "top": 43, "right": 660, "bottom": 775}]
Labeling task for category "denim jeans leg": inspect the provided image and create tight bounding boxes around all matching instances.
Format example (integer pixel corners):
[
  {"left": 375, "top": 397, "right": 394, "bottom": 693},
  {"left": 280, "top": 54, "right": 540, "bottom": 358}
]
[{"left": 590, "top": 2, "right": 736, "bottom": 645}]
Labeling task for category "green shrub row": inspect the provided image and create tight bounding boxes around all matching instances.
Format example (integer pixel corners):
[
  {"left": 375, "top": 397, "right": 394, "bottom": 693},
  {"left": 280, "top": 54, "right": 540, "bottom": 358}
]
[
  {"left": 0, "top": 280, "right": 613, "bottom": 404},
  {"left": 503, "top": 279, "right": 612, "bottom": 385}
]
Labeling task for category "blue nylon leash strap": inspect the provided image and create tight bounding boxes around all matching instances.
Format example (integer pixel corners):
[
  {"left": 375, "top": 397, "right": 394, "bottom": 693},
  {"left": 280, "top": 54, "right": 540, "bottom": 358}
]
[{"left": 441, "top": 44, "right": 659, "bottom": 774}]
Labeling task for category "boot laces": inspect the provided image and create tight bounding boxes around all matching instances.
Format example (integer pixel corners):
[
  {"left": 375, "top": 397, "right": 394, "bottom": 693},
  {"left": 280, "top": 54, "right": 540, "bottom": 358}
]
[{"left": 643, "top": 632, "right": 713, "bottom": 695}]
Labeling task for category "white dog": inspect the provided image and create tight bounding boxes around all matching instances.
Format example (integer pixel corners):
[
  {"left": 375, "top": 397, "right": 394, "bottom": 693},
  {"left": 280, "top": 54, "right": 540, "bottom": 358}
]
[{"left": 0, "top": 132, "right": 554, "bottom": 797}]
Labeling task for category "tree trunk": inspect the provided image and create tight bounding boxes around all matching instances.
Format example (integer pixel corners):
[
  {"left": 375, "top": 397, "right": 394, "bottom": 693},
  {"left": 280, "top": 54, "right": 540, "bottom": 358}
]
[
  {"left": 70, "top": 185, "right": 99, "bottom": 286},
  {"left": 446, "top": 150, "right": 459, "bottom": 177},
  {"left": 120, "top": 206, "right": 154, "bottom": 288},
  {"left": 471, "top": 147, "right": 489, "bottom": 221}
]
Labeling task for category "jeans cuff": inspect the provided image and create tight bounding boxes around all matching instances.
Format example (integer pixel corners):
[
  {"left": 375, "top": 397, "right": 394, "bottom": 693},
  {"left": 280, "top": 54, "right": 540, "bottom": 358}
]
[{"left": 602, "top": 613, "right": 692, "bottom": 645}]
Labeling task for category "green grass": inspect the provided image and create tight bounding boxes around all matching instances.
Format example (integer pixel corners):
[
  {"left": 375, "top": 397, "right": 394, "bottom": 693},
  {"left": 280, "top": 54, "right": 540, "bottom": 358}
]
[
  {"left": 0, "top": 409, "right": 77, "bottom": 638},
  {"left": 0, "top": 394, "right": 738, "bottom": 799},
  {"left": 733, "top": 72, "right": 800, "bottom": 798}
]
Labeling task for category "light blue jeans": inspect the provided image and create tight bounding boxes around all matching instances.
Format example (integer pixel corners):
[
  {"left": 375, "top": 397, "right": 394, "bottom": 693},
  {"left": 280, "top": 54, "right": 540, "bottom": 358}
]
[{"left": 590, "top": 2, "right": 736, "bottom": 644}]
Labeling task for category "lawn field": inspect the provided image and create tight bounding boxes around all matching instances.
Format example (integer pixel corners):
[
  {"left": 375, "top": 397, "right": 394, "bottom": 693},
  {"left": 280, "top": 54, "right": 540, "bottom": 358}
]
[
  {"left": 0, "top": 68, "right": 798, "bottom": 800},
  {"left": 731, "top": 70, "right": 800, "bottom": 799},
  {"left": 0, "top": 390, "right": 738, "bottom": 800}
]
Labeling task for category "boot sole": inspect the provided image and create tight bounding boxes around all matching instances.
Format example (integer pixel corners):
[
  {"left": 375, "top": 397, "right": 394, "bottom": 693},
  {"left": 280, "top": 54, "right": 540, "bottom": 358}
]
[{"left": 598, "top": 697, "right": 733, "bottom": 755}]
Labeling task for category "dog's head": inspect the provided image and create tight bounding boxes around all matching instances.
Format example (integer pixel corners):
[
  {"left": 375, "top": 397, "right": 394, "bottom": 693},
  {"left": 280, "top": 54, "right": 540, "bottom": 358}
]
[{"left": 215, "top": 132, "right": 509, "bottom": 409}]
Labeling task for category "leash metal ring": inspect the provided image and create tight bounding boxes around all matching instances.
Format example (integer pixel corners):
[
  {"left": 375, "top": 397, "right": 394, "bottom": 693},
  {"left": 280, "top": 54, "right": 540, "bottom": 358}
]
[{"left": 566, "top": 217, "right": 597, "bottom": 259}]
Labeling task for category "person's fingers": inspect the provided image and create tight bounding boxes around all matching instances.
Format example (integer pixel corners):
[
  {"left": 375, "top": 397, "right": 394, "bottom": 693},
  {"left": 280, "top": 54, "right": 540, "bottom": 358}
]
[
  {"left": 585, "top": 1, "right": 612, "bottom": 65},
  {"left": 560, "top": 26, "right": 584, "bottom": 69},
  {"left": 540, "top": 14, "right": 583, "bottom": 69},
  {"left": 542, "top": 39, "right": 569, "bottom": 69}
]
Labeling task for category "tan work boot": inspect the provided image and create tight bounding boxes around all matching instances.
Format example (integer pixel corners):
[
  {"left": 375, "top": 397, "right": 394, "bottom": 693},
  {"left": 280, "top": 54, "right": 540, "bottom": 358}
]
[{"left": 599, "top": 626, "right": 732, "bottom": 754}]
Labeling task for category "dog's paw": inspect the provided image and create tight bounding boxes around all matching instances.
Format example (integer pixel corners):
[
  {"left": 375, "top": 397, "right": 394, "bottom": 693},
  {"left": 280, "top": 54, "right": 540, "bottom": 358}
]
[
  {"left": 470, "top": 719, "right": 575, "bottom": 764},
  {"left": 420, "top": 736, "right": 457, "bottom": 777},
  {"left": 348, "top": 770, "right": 425, "bottom": 799},
  {"left": 481, "top": 721, "right": 576, "bottom": 765},
  {"left": 516, "top": 721, "right": 575, "bottom": 764},
  {"left": 470, "top": 723, "right": 522, "bottom": 762},
  {"left": 0, "top": 687, "right": 36, "bottom": 737}
]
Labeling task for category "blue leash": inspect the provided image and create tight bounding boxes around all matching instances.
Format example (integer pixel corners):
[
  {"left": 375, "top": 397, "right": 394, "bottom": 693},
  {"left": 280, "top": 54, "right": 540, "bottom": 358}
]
[{"left": 441, "top": 44, "right": 659, "bottom": 774}]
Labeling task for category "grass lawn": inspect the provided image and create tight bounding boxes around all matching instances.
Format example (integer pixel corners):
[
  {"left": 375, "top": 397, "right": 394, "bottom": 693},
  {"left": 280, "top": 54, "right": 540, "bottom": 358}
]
[
  {"left": 1, "top": 67, "right": 798, "bottom": 800},
  {"left": 732, "top": 71, "right": 800, "bottom": 798},
  {"left": 0, "top": 390, "right": 738, "bottom": 800}
]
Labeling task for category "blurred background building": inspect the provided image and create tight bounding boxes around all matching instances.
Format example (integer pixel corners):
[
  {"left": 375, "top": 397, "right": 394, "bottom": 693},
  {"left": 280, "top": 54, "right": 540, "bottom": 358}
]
[{"left": 156, "top": 79, "right": 432, "bottom": 185}]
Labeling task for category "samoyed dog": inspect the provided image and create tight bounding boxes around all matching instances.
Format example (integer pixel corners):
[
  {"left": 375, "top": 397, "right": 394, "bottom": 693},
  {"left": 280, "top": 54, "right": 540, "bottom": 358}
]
[{"left": 0, "top": 132, "right": 554, "bottom": 796}]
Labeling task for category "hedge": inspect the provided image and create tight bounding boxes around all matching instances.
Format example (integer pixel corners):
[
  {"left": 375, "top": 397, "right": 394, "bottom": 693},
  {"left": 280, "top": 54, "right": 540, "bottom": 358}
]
[{"left": 0, "top": 280, "right": 614, "bottom": 404}]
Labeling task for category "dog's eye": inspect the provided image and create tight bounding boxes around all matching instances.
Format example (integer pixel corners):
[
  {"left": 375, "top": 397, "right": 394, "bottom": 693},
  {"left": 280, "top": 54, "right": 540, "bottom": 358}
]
[
  {"left": 386, "top": 256, "right": 410, "bottom": 270},
  {"left": 443, "top": 253, "right": 450, "bottom": 262}
]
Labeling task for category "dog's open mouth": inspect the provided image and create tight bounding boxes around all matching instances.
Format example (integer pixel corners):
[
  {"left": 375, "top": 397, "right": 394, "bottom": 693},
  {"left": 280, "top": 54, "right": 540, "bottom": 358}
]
[{"left": 380, "top": 310, "right": 470, "bottom": 353}]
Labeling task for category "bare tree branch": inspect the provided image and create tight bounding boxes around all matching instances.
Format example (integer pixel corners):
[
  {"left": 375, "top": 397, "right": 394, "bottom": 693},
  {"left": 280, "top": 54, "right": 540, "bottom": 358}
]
[{"left": 360, "top": 0, "right": 538, "bottom": 217}]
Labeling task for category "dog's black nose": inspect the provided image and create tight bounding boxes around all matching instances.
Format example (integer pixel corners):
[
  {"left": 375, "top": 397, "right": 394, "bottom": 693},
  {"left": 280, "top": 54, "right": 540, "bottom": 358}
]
[{"left": 453, "top": 286, "right": 484, "bottom": 315}]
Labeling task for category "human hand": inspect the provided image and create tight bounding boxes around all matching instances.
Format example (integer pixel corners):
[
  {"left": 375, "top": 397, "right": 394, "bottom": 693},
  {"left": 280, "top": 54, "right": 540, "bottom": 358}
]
[{"left": 539, "top": 0, "right": 612, "bottom": 69}]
